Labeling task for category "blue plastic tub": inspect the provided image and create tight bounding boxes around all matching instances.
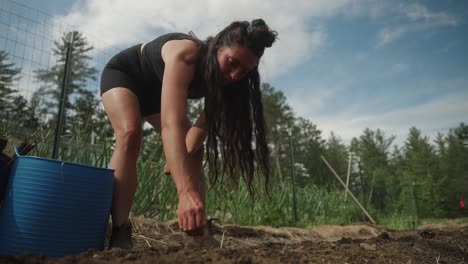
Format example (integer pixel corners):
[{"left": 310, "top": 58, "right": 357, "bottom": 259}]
[{"left": 0, "top": 146, "right": 114, "bottom": 257}]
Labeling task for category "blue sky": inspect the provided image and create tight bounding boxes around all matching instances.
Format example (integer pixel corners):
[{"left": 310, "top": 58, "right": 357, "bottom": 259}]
[{"left": 7, "top": 0, "right": 468, "bottom": 146}]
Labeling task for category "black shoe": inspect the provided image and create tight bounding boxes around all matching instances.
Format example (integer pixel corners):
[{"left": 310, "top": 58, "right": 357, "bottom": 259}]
[{"left": 108, "top": 220, "right": 133, "bottom": 249}]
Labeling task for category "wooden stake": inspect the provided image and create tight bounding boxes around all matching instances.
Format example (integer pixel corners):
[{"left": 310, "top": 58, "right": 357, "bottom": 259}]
[{"left": 321, "top": 155, "right": 376, "bottom": 224}]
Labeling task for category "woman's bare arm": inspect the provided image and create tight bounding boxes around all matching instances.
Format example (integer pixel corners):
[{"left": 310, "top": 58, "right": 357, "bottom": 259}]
[
  {"left": 164, "top": 111, "right": 206, "bottom": 175},
  {"left": 160, "top": 39, "right": 205, "bottom": 232},
  {"left": 160, "top": 39, "right": 199, "bottom": 193}
]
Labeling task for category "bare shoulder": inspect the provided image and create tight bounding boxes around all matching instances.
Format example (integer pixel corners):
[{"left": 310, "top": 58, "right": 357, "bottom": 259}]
[{"left": 161, "top": 39, "right": 200, "bottom": 65}]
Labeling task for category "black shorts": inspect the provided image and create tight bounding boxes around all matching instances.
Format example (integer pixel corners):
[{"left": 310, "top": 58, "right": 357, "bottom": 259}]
[{"left": 100, "top": 44, "right": 162, "bottom": 116}]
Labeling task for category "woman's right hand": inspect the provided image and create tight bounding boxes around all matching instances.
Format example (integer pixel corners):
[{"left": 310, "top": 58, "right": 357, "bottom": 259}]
[{"left": 177, "top": 189, "right": 206, "bottom": 236}]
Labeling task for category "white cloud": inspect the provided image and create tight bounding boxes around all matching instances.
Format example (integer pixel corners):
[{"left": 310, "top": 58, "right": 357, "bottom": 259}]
[
  {"left": 305, "top": 93, "right": 468, "bottom": 146},
  {"left": 287, "top": 85, "right": 338, "bottom": 116},
  {"left": 376, "top": 26, "right": 408, "bottom": 48},
  {"left": 4, "top": 0, "right": 464, "bottom": 151},
  {"left": 405, "top": 3, "right": 458, "bottom": 25},
  {"left": 59, "top": 0, "right": 354, "bottom": 80},
  {"left": 376, "top": 3, "right": 458, "bottom": 48}
]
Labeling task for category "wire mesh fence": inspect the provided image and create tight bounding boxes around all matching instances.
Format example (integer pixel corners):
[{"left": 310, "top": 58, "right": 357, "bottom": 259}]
[{"left": 0, "top": 0, "right": 120, "bottom": 160}]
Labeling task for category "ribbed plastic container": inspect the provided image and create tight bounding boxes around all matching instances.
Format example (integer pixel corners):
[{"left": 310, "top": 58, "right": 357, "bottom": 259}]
[{"left": 0, "top": 146, "right": 114, "bottom": 257}]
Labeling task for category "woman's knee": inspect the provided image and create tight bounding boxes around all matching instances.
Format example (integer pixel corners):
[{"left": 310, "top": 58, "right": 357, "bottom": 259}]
[{"left": 115, "top": 125, "right": 142, "bottom": 152}]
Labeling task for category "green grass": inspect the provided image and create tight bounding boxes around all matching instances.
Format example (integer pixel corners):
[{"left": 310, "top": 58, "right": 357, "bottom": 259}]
[{"left": 376, "top": 212, "right": 419, "bottom": 230}]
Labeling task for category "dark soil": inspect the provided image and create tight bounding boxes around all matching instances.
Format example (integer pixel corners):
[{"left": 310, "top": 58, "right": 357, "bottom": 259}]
[{"left": 1, "top": 218, "right": 467, "bottom": 263}]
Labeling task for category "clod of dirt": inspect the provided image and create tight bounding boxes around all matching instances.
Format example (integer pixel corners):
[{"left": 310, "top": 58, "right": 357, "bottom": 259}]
[
  {"left": 376, "top": 232, "right": 390, "bottom": 241},
  {"left": 359, "top": 242, "right": 377, "bottom": 251},
  {"left": 190, "top": 234, "right": 221, "bottom": 249},
  {"left": 337, "top": 237, "right": 354, "bottom": 244},
  {"left": 419, "top": 230, "right": 436, "bottom": 239}
]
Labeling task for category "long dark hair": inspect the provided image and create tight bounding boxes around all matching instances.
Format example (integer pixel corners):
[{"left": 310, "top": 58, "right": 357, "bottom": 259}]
[{"left": 199, "top": 20, "right": 278, "bottom": 197}]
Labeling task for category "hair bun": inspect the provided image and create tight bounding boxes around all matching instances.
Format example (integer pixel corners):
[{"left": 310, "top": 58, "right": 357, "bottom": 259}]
[
  {"left": 247, "top": 18, "right": 277, "bottom": 48},
  {"left": 248, "top": 19, "right": 266, "bottom": 31}
]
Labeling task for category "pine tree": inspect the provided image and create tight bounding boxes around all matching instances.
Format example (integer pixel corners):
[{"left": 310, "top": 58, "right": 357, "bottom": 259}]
[
  {"left": 292, "top": 117, "right": 326, "bottom": 186},
  {"left": 432, "top": 132, "right": 450, "bottom": 216},
  {"left": 402, "top": 127, "right": 437, "bottom": 217},
  {"left": 0, "top": 50, "right": 39, "bottom": 135},
  {"left": 33, "top": 31, "right": 99, "bottom": 136},
  {"left": 8, "top": 95, "right": 40, "bottom": 130},
  {"left": 350, "top": 128, "right": 395, "bottom": 210},
  {"left": 387, "top": 145, "right": 405, "bottom": 213},
  {"left": 325, "top": 132, "right": 348, "bottom": 186},
  {"left": 0, "top": 50, "right": 21, "bottom": 125},
  {"left": 261, "top": 83, "right": 295, "bottom": 180},
  {"left": 260, "top": 83, "right": 330, "bottom": 187},
  {"left": 443, "top": 123, "right": 468, "bottom": 217}
]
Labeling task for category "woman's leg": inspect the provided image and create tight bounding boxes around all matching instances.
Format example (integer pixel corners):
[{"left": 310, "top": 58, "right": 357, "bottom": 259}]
[{"left": 102, "top": 88, "right": 142, "bottom": 227}]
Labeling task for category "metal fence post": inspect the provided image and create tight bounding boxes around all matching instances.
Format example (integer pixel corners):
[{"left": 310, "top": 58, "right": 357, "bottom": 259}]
[
  {"left": 345, "top": 151, "right": 352, "bottom": 201},
  {"left": 288, "top": 128, "right": 298, "bottom": 223},
  {"left": 411, "top": 181, "right": 419, "bottom": 228},
  {"left": 52, "top": 31, "right": 75, "bottom": 159}
]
